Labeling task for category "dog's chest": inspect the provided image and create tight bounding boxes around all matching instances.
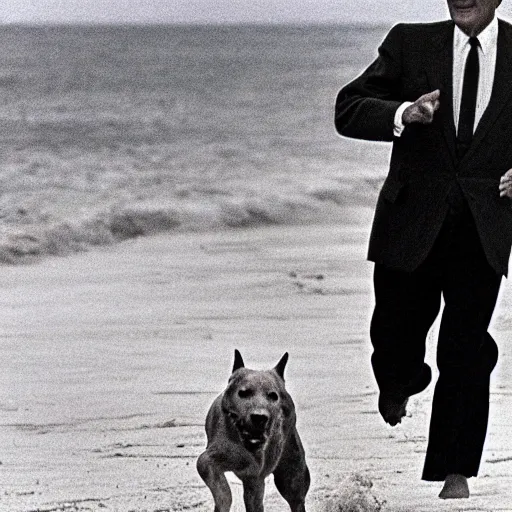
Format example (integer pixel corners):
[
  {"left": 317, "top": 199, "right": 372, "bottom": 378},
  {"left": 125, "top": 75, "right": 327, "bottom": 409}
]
[{"left": 235, "top": 431, "right": 287, "bottom": 479}]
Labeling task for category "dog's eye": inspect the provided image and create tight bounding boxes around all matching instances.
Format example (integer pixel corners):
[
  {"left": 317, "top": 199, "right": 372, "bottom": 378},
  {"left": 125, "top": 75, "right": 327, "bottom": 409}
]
[
  {"left": 238, "top": 389, "right": 253, "bottom": 399},
  {"left": 267, "top": 392, "right": 279, "bottom": 402}
]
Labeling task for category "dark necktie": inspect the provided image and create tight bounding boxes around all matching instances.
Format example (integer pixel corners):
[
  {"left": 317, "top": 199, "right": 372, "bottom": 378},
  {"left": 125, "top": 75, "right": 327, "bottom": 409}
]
[{"left": 457, "top": 37, "right": 480, "bottom": 157}]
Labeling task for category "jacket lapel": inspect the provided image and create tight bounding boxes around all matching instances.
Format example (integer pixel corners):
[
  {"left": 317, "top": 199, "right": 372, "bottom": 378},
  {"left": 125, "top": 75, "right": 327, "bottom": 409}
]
[
  {"left": 425, "top": 22, "right": 458, "bottom": 167},
  {"left": 460, "top": 19, "right": 512, "bottom": 164}
]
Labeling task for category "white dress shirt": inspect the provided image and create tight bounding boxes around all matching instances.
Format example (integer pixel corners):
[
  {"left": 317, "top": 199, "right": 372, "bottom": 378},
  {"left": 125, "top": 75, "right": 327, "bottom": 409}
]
[
  {"left": 452, "top": 16, "right": 497, "bottom": 134},
  {"left": 394, "top": 16, "right": 498, "bottom": 137}
]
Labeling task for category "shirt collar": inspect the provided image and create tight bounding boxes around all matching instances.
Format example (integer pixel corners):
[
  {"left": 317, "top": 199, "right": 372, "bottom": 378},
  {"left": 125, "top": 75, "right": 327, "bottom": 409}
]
[{"left": 454, "top": 16, "right": 498, "bottom": 56}]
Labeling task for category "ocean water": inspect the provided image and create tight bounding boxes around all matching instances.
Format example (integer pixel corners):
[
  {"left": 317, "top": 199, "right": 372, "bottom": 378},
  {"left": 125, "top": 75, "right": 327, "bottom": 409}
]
[{"left": 0, "top": 24, "right": 393, "bottom": 263}]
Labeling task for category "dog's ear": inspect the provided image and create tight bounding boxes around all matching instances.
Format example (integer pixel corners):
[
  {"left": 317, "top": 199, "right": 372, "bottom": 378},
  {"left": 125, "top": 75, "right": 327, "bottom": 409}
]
[
  {"left": 273, "top": 352, "right": 289, "bottom": 380},
  {"left": 232, "top": 349, "right": 245, "bottom": 373}
]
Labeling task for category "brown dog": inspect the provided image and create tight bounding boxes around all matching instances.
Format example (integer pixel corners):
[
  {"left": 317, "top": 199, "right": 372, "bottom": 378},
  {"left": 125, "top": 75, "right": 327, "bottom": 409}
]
[{"left": 197, "top": 350, "right": 310, "bottom": 512}]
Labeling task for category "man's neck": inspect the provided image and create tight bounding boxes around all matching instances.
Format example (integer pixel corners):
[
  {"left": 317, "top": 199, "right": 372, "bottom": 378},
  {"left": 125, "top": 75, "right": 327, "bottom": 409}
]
[{"left": 456, "top": 15, "right": 497, "bottom": 38}]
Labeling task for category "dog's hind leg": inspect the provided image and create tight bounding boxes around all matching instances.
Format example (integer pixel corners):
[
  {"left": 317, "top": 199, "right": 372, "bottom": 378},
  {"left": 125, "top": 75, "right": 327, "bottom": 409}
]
[
  {"left": 242, "top": 478, "right": 265, "bottom": 512},
  {"left": 197, "top": 451, "right": 232, "bottom": 512}
]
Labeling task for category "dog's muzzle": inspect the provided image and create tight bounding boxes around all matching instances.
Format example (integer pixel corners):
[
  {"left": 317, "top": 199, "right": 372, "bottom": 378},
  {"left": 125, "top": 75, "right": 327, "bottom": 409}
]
[{"left": 228, "top": 411, "right": 271, "bottom": 452}]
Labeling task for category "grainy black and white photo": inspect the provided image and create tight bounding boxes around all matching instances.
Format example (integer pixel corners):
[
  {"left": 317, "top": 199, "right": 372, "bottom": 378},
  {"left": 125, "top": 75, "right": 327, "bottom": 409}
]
[{"left": 1, "top": 1, "right": 512, "bottom": 511}]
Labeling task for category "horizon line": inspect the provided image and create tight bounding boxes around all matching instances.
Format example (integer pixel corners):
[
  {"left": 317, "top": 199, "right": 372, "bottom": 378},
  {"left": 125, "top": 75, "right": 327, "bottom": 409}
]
[{"left": 0, "top": 20, "right": 406, "bottom": 28}]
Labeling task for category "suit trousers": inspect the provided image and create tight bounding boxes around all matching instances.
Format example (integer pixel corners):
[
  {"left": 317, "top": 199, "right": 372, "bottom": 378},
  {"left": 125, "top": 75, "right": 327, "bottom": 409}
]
[{"left": 370, "top": 199, "right": 502, "bottom": 481}]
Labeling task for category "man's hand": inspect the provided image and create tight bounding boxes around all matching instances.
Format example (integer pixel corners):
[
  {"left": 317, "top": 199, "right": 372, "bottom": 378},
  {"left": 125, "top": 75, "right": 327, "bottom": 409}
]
[
  {"left": 402, "top": 90, "right": 441, "bottom": 125},
  {"left": 499, "top": 169, "right": 512, "bottom": 198}
]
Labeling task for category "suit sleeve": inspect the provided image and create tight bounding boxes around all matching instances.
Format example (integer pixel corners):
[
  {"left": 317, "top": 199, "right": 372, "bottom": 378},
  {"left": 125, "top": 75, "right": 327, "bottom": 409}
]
[{"left": 335, "top": 24, "right": 405, "bottom": 142}]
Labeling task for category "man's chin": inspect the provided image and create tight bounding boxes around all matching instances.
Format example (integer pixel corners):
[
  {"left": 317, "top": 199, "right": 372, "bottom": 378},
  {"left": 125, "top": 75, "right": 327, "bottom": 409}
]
[
  {"left": 452, "top": 8, "right": 477, "bottom": 21},
  {"left": 450, "top": 0, "right": 477, "bottom": 9}
]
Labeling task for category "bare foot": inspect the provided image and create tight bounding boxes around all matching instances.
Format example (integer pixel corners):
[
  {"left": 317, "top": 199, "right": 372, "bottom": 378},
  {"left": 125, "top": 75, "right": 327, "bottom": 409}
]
[
  {"left": 378, "top": 394, "right": 408, "bottom": 426},
  {"left": 439, "top": 474, "right": 469, "bottom": 499}
]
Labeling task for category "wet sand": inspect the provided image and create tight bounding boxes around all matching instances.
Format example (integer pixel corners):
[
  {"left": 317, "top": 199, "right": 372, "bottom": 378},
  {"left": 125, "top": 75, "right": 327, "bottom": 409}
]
[{"left": 1, "top": 220, "right": 511, "bottom": 511}]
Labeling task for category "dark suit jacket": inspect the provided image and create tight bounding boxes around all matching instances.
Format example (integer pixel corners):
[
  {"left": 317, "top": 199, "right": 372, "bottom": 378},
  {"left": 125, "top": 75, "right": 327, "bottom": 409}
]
[{"left": 335, "top": 19, "right": 512, "bottom": 276}]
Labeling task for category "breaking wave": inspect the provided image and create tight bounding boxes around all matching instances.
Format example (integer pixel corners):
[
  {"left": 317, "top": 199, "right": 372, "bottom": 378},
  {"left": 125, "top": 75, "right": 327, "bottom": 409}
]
[{"left": 0, "top": 177, "right": 381, "bottom": 264}]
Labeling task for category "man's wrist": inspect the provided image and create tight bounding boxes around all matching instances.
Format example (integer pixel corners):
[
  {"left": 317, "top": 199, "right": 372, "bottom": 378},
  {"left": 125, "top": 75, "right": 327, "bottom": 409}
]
[{"left": 393, "top": 102, "right": 413, "bottom": 137}]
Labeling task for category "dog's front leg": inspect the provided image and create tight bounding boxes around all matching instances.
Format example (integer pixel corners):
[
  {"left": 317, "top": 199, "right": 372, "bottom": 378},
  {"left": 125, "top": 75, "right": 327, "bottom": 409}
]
[
  {"left": 273, "top": 430, "right": 310, "bottom": 512},
  {"left": 242, "top": 477, "right": 265, "bottom": 512},
  {"left": 197, "top": 451, "right": 232, "bottom": 512}
]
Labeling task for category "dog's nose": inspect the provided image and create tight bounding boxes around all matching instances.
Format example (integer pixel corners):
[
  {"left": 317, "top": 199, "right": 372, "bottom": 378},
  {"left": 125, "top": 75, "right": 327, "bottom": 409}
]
[{"left": 250, "top": 413, "right": 269, "bottom": 428}]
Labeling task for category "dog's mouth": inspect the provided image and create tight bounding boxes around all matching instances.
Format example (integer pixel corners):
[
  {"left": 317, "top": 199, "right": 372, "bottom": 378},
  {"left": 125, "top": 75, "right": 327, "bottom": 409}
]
[
  {"left": 234, "top": 419, "right": 269, "bottom": 452},
  {"left": 224, "top": 408, "right": 271, "bottom": 452},
  {"left": 239, "top": 428, "right": 268, "bottom": 452}
]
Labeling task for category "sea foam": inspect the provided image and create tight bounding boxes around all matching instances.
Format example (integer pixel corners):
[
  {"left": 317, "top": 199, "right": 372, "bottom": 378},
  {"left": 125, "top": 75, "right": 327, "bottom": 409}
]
[{"left": 0, "top": 177, "right": 380, "bottom": 263}]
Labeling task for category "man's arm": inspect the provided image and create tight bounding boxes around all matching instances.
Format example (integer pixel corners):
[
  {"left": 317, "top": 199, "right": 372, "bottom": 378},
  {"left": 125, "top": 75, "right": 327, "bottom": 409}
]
[
  {"left": 335, "top": 25, "right": 441, "bottom": 141},
  {"left": 335, "top": 24, "right": 404, "bottom": 142}
]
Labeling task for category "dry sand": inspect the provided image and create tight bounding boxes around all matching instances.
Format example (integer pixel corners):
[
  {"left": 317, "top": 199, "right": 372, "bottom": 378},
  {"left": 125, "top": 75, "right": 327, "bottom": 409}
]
[{"left": 1, "top": 218, "right": 511, "bottom": 512}]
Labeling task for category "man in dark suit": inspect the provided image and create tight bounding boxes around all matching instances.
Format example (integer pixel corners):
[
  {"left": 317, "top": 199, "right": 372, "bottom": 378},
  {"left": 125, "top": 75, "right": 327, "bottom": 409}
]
[{"left": 335, "top": 0, "right": 512, "bottom": 500}]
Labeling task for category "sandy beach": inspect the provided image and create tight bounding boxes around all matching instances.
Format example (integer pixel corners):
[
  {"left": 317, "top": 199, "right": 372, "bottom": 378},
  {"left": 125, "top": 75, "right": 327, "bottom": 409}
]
[{"left": 1, "top": 216, "right": 511, "bottom": 512}]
